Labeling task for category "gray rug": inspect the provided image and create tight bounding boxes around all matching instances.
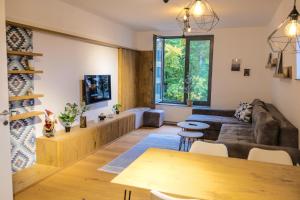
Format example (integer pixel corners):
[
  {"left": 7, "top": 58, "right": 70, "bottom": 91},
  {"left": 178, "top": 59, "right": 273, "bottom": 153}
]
[{"left": 99, "top": 134, "right": 180, "bottom": 174}]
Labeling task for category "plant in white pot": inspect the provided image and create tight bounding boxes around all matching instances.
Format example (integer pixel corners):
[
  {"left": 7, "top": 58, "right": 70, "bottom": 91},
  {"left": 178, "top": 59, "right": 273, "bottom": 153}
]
[
  {"left": 59, "top": 103, "right": 79, "bottom": 132},
  {"left": 113, "top": 103, "right": 122, "bottom": 114}
]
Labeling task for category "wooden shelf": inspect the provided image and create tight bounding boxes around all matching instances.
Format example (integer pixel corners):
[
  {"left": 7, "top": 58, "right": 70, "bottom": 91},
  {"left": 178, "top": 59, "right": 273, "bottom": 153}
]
[
  {"left": 9, "top": 94, "right": 44, "bottom": 101},
  {"left": 8, "top": 70, "right": 43, "bottom": 74},
  {"left": 10, "top": 111, "right": 44, "bottom": 121},
  {"left": 7, "top": 50, "right": 43, "bottom": 56}
]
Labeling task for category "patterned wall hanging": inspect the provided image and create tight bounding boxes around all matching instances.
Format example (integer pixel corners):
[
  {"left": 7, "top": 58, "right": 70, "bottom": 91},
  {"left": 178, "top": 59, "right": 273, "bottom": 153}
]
[{"left": 6, "top": 25, "right": 36, "bottom": 172}]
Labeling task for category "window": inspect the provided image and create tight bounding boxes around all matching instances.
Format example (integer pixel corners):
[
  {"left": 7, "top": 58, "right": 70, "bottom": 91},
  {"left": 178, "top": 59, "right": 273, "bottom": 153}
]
[{"left": 154, "top": 35, "right": 213, "bottom": 106}]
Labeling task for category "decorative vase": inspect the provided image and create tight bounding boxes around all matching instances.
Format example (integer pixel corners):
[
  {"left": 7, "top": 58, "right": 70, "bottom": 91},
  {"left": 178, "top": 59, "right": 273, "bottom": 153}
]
[
  {"left": 116, "top": 110, "right": 120, "bottom": 115},
  {"left": 80, "top": 116, "right": 87, "bottom": 128},
  {"left": 65, "top": 126, "right": 71, "bottom": 133},
  {"left": 187, "top": 99, "right": 193, "bottom": 107}
]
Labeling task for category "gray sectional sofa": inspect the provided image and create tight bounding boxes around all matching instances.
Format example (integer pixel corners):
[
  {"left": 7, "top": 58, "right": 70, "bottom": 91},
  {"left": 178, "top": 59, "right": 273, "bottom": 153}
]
[{"left": 186, "top": 99, "right": 300, "bottom": 165}]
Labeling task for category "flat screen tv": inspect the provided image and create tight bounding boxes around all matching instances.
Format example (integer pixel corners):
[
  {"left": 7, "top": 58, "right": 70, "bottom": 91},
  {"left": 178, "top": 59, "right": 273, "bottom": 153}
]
[{"left": 83, "top": 75, "right": 112, "bottom": 105}]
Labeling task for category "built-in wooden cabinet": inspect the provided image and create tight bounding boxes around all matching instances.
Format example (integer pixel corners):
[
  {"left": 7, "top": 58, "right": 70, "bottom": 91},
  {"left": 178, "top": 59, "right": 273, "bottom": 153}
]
[{"left": 36, "top": 112, "right": 136, "bottom": 167}]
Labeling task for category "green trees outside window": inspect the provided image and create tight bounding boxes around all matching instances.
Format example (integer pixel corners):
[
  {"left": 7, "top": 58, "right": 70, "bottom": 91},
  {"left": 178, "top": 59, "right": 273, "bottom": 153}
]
[{"left": 154, "top": 35, "right": 213, "bottom": 106}]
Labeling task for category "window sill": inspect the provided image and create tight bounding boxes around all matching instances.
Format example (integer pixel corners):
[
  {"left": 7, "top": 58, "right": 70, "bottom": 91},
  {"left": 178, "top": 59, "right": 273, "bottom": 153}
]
[{"left": 155, "top": 103, "right": 210, "bottom": 108}]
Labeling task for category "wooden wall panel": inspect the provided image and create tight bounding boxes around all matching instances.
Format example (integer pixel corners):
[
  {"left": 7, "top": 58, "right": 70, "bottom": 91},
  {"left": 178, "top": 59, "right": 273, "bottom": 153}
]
[
  {"left": 118, "top": 48, "right": 138, "bottom": 111},
  {"left": 137, "top": 51, "right": 154, "bottom": 108},
  {"left": 118, "top": 49, "right": 154, "bottom": 110}
]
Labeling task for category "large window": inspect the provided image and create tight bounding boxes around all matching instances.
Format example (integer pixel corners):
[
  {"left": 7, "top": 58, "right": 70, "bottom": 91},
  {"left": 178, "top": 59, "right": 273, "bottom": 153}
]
[{"left": 154, "top": 35, "right": 213, "bottom": 106}]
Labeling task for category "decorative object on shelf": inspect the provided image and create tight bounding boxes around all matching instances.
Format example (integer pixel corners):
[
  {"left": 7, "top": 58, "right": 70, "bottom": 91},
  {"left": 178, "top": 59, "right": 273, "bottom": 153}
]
[
  {"left": 185, "top": 74, "right": 193, "bottom": 107},
  {"left": 231, "top": 58, "right": 241, "bottom": 71},
  {"left": 268, "top": 0, "right": 300, "bottom": 53},
  {"left": 10, "top": 110, "right": 17, "bottom": 116},
  {"left": 107, "top": 113, "right": 114, "bottom": 118},
  {"left": 244, "top": 68, "right": 251, "bottom": 77},
  {"left": 99, "top": 113, "right": 106, "bottom": 121},
  {"left": 59, "top": 103, "right": 79, "bottom": 133},
  {"left": 271, "top": 58, "right": 278, "bottom": 68},
  {"left": 79, "top": 102, "right": 88, "bottom": 128},
  {"left": 176, "top": 0, "right": 219, "bottom": 34},
  {"left": 283, "top": 66, "right": 293, "bottom": 78},
  {"left": 275, "top": 51, "right": 284, "bottom": 76},
  {"left": 27, "top": 59, "right": 35, "bottom": 70},
  {"left": 266, "top": 53, "right": 273, "bottom": 68},
  {"left": 26, "top": 88, "right": 33, "bottom": 96},
  {"left": 43, "top": 109, "right": 57, "bottom": 138},
  {"left": 113, "top": 104, "right": 122, "bottom": 115}
]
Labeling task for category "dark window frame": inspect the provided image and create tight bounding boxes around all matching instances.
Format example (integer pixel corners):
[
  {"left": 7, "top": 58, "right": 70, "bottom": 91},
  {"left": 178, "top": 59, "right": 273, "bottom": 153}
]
[{"left": 153, "top": 35, "right": 214, "bottom": 106}]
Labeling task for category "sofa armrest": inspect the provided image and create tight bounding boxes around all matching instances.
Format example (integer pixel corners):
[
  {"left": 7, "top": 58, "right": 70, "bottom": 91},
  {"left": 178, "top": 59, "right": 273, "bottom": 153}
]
[
  {"left": 192, "top": 107, "right": 235, "bottom": 117},
  {"left": 218, "top": 141, "right": 300, "bottom": 165}
]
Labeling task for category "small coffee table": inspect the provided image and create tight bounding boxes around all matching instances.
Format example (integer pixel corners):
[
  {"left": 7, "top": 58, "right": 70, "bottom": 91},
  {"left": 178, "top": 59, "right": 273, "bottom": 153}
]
[
  {"left": 178, "top": 131, "right": 204, "bottom": 151},
  {"left": 177, "top": 121, "right": 210, "bottom": 131},
  {"left": 177, "top": 121, "right": 210, "bottom": 151}
]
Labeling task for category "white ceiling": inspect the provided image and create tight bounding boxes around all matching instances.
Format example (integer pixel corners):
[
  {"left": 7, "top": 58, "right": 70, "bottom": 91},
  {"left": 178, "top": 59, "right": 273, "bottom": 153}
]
[{"left": 60, "top": 0, "right": 282, "bottom": 31}]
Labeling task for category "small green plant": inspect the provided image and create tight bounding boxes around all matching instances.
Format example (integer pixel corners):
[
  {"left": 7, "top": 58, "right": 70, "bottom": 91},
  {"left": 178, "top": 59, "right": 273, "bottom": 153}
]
[
  {"left": 79, "top": 102, "right": 89, "bottom": 117},
  {"left": 113, "top": 103, "right": 122, "bottom": 114},
  {"left": 59, "top": 103, "right": 79, "bottom": 127}
]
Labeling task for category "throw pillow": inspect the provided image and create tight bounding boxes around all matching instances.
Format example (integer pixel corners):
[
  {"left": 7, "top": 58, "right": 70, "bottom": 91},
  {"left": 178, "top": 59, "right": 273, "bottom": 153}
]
[{"left": 234, "top": 102, "right": 253, "bottom": 123}]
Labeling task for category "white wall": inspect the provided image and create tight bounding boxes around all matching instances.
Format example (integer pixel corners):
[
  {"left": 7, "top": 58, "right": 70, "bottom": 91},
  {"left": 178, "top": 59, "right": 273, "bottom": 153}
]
[
  {"left": 136, "top": 27, "right": 272, "bottom": 122},
  {"left": 268, "top": 0, "right": 300, "bottom": 148},
  {"left": 34, "top": 31, "right": 118, "bottom": 137},
  {"left": 5, "top": 0, "right": 135, "bottom": 49},
  {"left": 0, "top": 0, "right": 13, "bottom": 198}
]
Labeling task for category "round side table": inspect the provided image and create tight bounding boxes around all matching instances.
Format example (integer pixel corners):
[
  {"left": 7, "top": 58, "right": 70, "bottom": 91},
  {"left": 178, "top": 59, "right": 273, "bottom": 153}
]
[{"left": 178, "top": 131, "right": 204, "bottom": 152}]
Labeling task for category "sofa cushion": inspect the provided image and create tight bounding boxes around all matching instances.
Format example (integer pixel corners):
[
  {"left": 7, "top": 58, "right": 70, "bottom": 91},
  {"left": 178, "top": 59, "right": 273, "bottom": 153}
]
[
  {"left": 234, "top": 102, "right": 253, "bottom": 122},
  {"left": 254, "top": 111, "right": 280, "bottom": 146},
  {"left": 186, "top": 114, "right": 248, "bottom": 131},
  {"left": 218, "top": 124, "right": 255, "bottom": 143}
]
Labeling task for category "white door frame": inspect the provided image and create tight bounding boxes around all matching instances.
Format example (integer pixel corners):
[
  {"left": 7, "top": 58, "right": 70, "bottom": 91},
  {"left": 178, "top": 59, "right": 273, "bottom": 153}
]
[{"left": 0, "top": 0, "right": 13, "bottom": 199}]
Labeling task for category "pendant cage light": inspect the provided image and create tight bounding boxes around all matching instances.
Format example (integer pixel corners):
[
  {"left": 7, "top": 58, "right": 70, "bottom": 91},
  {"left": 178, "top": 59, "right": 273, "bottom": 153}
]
[
  {"left": 268, "top": 0, "right": 300, "bottom": 53},
  {"left": 176, "top": 0, "right": 219, "bottom": 34}
]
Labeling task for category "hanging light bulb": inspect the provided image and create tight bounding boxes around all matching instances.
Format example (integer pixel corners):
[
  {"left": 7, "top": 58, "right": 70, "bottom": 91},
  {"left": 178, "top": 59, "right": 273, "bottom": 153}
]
[
  {"left": 193, "top": 0, "right": 205, "bottom": 16},
  {"left": 268, "top": 0, "right": 300, "bottom": 52},
  {"left": 176, "top": 0, "right": 219, "bottom": 33},
  {"left": 187, "top": 26, "right": 192, "bottom": 32},
  {"left": 285, "top": 19, "right": 300, "bottom": 37},
  {"left": 183, "top": 8, "right": 189, "bottom": 21}
]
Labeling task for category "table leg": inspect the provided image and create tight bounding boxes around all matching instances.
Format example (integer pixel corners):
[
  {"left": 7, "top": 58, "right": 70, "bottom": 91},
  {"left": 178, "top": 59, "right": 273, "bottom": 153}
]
[
  {"left": 178, "top": 136, "right": 183, "bottom": 151},
  {"left": 123, "top": 190, "right": 132, "bottom": 200}
]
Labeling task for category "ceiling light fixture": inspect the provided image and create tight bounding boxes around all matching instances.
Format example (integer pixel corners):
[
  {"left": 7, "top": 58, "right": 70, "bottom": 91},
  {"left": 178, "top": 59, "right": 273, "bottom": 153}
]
[
  {"left": 268, "top": 0, "right": 300, "bottom": 53},
  {"left": 176, "top": 0, "right": 219, "bottom": 34}
]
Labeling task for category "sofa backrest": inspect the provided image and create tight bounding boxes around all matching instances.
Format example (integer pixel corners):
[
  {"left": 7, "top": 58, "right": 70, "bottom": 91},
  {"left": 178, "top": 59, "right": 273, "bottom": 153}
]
[
  {"left": 252, "top": 103, "right": 280, "bottom": 146},
  {"left": 251, "top": 99, "right": 299, "bottom": 149},
  {"left": 265, "top": 104, "right": 299, "bottom": 149}
]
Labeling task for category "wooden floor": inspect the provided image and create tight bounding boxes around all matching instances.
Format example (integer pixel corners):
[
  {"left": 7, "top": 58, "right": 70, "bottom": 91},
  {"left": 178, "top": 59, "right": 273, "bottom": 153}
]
[{"left": 15, "top": 125, "right": 181, "bottom": 200}]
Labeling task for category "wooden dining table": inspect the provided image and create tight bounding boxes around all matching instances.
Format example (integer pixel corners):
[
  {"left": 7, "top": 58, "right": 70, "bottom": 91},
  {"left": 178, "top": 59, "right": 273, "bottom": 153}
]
[{"left": 111, "top": 148, "right": 300, "bottom": 200}]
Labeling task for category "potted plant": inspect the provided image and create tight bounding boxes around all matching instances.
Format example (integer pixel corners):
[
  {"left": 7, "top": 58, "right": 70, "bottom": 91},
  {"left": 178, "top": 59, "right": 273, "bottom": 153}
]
[
  {"left": 185, "top": 75, "right": 193, "bottom": 107},
  {"left": 79, "top": 102, "right": 88, "bottom": 128},
  {"left": 59, "top": 103, "right": 79, "bottom": 132},
  {"left": 113, "top": 103, "right": 122, "bottom": 115}
]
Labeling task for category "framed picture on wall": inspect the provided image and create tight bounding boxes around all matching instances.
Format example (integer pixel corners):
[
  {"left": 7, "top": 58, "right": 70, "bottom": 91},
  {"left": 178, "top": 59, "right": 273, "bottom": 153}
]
[{"left": 231, "top": 58, "right": 241, "bottom": 71}]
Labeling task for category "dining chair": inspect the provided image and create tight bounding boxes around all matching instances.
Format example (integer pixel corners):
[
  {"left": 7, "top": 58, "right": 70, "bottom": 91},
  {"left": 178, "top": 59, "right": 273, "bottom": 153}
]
[
  {"left": 189, "top": 141, "right": 228, "bottom": 157},
  {"left": 151, "top": 190, "right": 198, "bottom": 200},
  {"left": 248, "top": 148, "right": 293, "bottom": 166}
]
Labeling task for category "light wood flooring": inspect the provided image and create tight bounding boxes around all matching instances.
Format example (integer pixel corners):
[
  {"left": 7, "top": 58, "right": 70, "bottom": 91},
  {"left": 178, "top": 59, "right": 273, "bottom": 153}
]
[{"left": 15, "top": 125, "right": 181, "bottom": 200}]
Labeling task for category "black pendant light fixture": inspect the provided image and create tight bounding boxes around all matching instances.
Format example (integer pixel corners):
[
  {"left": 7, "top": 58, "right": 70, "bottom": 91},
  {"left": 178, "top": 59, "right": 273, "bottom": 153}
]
[
  {"left": 268, "top": 0, "right": 300, "bottom": 53},
  {"left": 176, "top": 0, "right": 219, "bottom": 34}
]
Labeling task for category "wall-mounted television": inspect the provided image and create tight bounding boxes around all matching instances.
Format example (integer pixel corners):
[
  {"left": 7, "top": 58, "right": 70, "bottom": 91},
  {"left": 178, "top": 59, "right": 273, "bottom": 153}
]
[{"left": 83, "top": 75, "right": 112, "bottom": 105}]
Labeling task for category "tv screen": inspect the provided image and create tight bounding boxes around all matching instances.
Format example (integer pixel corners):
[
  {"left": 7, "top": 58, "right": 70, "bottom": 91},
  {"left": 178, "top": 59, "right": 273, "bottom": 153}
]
[{"left": 83, "top": 75, "right": 112, "bottom": 105}]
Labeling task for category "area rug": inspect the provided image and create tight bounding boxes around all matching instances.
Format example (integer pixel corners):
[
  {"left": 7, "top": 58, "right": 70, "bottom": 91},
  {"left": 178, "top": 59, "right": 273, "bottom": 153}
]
[{"left": 99, "top": 134, "right": 180, "bottom": 174}]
